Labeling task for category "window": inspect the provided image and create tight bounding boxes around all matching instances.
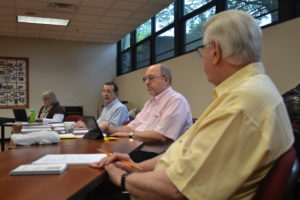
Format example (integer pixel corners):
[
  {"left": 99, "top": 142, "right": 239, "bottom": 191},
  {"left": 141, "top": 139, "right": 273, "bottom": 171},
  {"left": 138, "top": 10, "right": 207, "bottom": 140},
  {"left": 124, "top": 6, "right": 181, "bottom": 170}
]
[
  {"left": 184, "top": 0, "right": 213, "bottom": 15},
  {"left": 120, "top": 51, "right": 131, "bottom": 74},
  {"left": 156, "top": 28, "right": 175, "bottom": 62},
  {"left": 117, "top": 0, "right": 292, "bottom": 76},
  {"left": 227, "top": 0, "right": 278, "bottom": 26},
  {"left": 121, "top": 33, "right": 130, "bottom": 51},
  {"left": 156, "top": 3, "right": 175, "bottom": 32},
  {"left": 136, "top": 41, "right": 150, "bottom": 69},
  {"left": 185, "top": 7, "right": 216, "bottom": 52},
  {"left": 136, "top": 19, "right": 151, "bottom": 43}
]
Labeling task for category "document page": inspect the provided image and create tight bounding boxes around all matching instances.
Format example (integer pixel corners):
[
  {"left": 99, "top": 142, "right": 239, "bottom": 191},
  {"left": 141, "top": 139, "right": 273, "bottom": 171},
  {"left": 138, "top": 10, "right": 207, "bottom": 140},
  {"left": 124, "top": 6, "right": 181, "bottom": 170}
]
[{"left": 32, "top": 154, "right": 107, "bottom": 165}]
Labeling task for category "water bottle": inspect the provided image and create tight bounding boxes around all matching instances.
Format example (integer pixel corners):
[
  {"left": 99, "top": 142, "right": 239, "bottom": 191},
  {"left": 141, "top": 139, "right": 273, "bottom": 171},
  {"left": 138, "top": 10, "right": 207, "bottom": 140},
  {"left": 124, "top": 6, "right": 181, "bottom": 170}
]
[{"left": 29, "top": 109, "right": 36, "bottom": 123}]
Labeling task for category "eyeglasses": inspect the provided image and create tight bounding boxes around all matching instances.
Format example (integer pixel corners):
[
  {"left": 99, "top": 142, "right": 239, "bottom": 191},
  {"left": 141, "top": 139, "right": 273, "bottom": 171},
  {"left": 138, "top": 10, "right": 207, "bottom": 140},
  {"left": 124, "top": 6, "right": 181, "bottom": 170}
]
[
  {"left": 197, "top": 42, "right": 212, "bottom": 57},
  {"left": 142, "top": 75, "right": 165, "bottom": 82},
  {"left": 102, "top": 89, "right": 114, "bottom": 94}
]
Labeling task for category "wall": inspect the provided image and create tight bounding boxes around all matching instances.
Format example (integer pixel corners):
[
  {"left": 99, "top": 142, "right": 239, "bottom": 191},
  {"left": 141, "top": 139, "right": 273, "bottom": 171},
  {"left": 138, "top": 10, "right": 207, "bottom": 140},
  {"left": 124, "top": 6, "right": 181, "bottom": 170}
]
[
  {"left": 114, "top": 17, "right": 300, "bottom": 118},
  {"left": 0, "top": 37, "right": 116, "bottom": 137}
]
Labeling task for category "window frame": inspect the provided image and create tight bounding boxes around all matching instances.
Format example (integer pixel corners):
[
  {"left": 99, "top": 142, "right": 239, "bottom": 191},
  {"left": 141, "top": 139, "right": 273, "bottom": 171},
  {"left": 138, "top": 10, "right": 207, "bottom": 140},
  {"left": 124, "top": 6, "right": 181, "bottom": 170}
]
[{"left": 117, "top": 0, "right": 295, "bottom": 76}]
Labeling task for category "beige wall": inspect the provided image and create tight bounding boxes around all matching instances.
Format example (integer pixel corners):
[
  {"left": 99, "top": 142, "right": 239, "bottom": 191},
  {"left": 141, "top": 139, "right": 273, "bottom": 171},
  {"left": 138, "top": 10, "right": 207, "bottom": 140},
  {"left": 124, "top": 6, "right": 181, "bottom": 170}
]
[
  {"left": 0, "top": 37, "right": 116, "bottom": 132},
  {"left": 114, "top": 17, "right": 300, "bottom": 118}
]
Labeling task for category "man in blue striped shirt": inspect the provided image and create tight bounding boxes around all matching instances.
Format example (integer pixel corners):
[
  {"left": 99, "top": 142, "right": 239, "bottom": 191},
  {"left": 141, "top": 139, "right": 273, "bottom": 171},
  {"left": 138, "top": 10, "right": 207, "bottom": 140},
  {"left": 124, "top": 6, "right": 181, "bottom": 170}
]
[
  {"left": 97, "top": 82, "right": 130, "bottom": 128},
  {"left": 76, "top": 82, "right": 129, "bottom": 129}
]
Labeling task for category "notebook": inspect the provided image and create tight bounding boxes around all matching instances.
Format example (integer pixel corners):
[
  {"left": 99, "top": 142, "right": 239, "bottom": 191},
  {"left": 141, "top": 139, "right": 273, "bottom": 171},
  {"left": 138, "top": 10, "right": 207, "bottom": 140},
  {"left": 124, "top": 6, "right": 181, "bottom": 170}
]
[
  {"left": 13, "top": 109, "right": 28, "bottom": 122},
  {"left": 10, "top": 164, "right": 67, "bottom": 176}
]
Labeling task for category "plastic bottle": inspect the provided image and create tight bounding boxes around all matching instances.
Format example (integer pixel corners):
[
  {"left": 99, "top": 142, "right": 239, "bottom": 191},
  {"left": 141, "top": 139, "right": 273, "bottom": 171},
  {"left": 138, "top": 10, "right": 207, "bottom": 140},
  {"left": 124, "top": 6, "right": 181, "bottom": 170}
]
[{"left": 29, "top": 109, "right": 36, "bottom": 123}]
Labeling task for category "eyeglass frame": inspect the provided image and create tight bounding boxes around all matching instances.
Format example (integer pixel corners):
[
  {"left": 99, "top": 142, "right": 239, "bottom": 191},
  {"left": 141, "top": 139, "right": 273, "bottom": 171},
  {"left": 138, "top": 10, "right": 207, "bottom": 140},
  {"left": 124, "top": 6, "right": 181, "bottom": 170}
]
[
  {"left": 142, "top": 75, "right": 166, "bottom": 82},
  {"left": 196, "top": 42, "right": 213, "bottom": 57}
]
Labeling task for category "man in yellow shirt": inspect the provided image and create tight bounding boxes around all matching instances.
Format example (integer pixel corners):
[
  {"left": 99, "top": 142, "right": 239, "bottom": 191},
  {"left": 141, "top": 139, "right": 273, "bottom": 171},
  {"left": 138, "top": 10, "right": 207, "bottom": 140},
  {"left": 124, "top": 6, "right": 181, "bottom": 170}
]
[{"left": 90, "top": 10, "right": 294, "bottom": 200}]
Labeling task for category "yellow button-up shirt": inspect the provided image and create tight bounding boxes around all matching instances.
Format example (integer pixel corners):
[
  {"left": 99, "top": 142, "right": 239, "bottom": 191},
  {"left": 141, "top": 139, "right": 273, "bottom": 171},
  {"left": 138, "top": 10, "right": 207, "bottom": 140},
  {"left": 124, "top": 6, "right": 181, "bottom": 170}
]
[{"left": 154, "top": 62, "right": 294, "bottom": 200}]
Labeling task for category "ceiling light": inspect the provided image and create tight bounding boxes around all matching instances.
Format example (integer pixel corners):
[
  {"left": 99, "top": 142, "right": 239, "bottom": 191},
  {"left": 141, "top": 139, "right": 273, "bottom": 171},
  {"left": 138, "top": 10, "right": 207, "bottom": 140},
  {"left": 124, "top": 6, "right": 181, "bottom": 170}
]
[{"left": 17, "top": 16, "right": 69, "bottom": 26}]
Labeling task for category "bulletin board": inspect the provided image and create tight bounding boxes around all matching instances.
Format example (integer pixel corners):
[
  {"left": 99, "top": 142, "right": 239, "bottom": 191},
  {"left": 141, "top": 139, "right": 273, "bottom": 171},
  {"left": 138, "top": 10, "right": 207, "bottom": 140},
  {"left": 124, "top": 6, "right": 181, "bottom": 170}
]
[{"left": 0, "top": 57, "right": 29, "bottom": 108}]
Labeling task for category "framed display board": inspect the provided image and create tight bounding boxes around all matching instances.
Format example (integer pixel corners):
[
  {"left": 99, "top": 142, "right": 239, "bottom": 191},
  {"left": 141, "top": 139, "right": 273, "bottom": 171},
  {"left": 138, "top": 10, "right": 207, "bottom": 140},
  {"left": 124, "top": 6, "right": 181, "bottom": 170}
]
[{"left": 0, "top": 57, "right": 29, "bottom": 108}]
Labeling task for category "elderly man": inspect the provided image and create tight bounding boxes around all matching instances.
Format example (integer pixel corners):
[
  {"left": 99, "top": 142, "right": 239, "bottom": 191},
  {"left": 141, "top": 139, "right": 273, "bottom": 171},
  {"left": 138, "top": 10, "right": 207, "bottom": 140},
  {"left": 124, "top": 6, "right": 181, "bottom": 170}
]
[
  {"left": 76, "top": 82, "right": 129, "bottom": 129},
  {"left": 91, "top": 10, "right": 294, "bottom": 200},
  {"left": 103, "top": 64, "right": 193, "bottom": 162}
]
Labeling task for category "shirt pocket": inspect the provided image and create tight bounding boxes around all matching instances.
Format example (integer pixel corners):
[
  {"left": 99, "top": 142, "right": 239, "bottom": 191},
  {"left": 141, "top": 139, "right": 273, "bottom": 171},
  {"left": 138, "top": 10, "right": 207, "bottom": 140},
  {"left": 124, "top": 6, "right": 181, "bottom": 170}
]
[{"left": 143, "top": 112, "right": 161, "bottom": 130}]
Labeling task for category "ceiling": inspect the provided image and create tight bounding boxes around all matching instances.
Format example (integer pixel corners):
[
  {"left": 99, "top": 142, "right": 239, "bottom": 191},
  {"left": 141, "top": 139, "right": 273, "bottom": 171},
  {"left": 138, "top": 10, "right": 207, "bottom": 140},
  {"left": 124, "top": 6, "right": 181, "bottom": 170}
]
[{"left": 0, "top": 0, "right": 175, "bottom": 43}]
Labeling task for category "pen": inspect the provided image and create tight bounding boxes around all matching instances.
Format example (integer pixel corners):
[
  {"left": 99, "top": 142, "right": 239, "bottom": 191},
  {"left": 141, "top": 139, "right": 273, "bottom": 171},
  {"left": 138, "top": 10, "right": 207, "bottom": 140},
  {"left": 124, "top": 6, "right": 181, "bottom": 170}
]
[{"left": 97, "top": 149, "right": 142, "bottom": 171}]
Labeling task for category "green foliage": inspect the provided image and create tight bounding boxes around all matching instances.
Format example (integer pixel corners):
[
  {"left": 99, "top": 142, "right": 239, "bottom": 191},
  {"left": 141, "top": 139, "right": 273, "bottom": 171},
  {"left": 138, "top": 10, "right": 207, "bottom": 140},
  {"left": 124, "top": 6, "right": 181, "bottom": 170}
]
[
  {"left": 156, "top": 3, "right": 175, "bottom": 32},
  {"left": 227, "top": 0, "right": 278, "bottom": 24},
  {"left": 184, "top": 0, "right": 213, "bottom": 15},
  {"left": 136, "top": 20, "right": 151, "bottom": 43}
]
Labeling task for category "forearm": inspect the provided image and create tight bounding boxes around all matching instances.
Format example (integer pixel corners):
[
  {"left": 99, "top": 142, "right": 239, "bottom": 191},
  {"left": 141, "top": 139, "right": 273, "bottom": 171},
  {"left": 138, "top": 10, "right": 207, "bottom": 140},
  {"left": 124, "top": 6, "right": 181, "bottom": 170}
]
[
  {"left": 139, "top": 155, "right": 162, "bottom": 171},
  {"left": 106, "top": 125, "right": 133, "bottom": 134},
  {"left": 126, "top": 170, "right": 186, "bottom": 200},
  {"left": 133, "top": 131, "right": 170, "bottom": 143},
  {"left": 43, "top": 114, "right": 64, "bottom": 123}
]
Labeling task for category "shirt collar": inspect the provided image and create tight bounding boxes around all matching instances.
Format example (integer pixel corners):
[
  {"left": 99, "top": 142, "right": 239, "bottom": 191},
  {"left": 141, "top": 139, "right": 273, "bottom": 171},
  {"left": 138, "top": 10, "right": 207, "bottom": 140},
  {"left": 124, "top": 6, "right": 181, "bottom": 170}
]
[
  {"left": 150, "top": 86, "right": 172, "bottom": 103},
  {"left": 212, "top": 62, "right": 266, "bottom": 99},
  {"left": 104, "top": 98, "right": 119, "bottom": 108}
]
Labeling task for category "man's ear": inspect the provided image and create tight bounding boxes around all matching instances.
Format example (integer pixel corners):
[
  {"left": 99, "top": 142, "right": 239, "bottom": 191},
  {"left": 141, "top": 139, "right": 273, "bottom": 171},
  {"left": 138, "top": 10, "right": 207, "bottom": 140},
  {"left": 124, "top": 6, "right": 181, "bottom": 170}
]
[
  {"left": 211, "top": 41, "right": 222, "bottom": 65},
  {"left": 164, "top": 76, "right": 170, "bottom": 85}
]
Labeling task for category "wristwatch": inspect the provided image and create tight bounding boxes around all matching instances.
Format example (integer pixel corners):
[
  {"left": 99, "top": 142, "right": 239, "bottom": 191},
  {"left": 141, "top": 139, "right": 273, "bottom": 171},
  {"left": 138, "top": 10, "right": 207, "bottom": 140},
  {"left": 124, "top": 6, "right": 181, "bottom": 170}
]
[
  {"left": 121, "top": 173, "right": 130, "bottom": 192},
  {"left": 128, "top": 131, "right": 134, "bottom": 139}
]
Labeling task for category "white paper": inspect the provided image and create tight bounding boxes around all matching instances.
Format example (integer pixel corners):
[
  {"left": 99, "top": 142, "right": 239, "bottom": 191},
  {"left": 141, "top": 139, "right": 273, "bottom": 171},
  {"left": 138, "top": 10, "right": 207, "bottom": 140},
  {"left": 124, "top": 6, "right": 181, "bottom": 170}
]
[
  {"left": 32, "top": 154, "right": 107, "bottom": 165},
  {"left": 53, "top": 127, "right": 65, "bottom": 131},
  {"left": 60, "top": 129, "right": 88, "bottom": 134},
  {"left": 22, "top": 125, "right": 51, "bottom": 128},
  {"left": 21, "top": 128, "right": 52, "bottom": 132},
  {"left": 73, "top": 129, "right": 89, "bottom": 133},
  {"left": 10, "top": 164, "right": 67, "bottom": 175},
  {"left": 50, "top": 123, "right": 64, "bottom": 127}
]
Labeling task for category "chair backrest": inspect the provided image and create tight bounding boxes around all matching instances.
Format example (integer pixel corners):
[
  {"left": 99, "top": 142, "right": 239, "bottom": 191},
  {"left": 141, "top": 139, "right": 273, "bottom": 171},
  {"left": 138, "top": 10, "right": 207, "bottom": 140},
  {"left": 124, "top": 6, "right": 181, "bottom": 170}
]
[
  {"left": 253, "top": 147, "right": 298, "bottom": 200},
  {"left": 64, "top": 115, "right": 83, "bottom": 122}
]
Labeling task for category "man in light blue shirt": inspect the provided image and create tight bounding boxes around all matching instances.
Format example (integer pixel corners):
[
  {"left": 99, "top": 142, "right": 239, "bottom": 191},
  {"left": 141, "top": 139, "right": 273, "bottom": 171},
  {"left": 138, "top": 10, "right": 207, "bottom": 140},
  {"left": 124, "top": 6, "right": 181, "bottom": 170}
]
[{"left": 76, "top": 82, "right": 129, "bottom": 129}]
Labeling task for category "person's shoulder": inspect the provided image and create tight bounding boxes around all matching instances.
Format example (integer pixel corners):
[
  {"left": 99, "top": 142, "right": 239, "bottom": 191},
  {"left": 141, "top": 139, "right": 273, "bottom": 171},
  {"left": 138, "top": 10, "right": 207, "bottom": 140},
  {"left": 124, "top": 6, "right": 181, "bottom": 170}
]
[
  {"left": 168, "top": 88, "right": 188, "bottom": 102},
  {"left": 53, "top": 103, "right": 65, "bottom": 113},
  {"left": 115, "top": 100, "right": 128, "bottom": 110}
]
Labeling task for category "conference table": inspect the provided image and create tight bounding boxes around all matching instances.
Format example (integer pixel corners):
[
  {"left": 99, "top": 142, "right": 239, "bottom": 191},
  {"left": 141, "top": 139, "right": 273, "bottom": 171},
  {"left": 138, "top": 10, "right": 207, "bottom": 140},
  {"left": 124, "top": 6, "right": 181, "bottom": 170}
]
[{"left": 0, "top": 127, "right": 141, "bottom": 200}]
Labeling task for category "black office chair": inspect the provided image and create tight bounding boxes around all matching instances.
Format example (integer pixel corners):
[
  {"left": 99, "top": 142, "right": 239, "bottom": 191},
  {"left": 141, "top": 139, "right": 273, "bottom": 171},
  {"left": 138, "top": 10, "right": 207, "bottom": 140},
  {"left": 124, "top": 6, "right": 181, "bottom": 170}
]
[{"left": 0, "top": 117, "right": 15, "bottom": 151}]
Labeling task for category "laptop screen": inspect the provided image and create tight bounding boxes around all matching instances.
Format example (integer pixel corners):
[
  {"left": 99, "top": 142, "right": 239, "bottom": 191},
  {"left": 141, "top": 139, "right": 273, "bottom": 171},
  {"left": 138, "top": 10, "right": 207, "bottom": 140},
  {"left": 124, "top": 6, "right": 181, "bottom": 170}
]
[
  {"left": 13, "top": 109, "right": 28, "bottom": 122},
  {"left": 83, "top": 116, "right": 104, "bottom": 140}
]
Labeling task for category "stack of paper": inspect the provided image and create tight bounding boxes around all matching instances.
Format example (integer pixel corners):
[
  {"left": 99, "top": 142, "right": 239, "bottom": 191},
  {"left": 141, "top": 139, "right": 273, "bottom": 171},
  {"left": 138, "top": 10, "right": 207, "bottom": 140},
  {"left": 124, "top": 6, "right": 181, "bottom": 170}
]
[
  {"left": 32, "top": 154, "right": 107, "bottom": 165},
  {"left": 21, "top": 125, "right": 52, "bottom": 132},
  {"left": 10, "top": 164, "right": 67, "bottom": 176}
]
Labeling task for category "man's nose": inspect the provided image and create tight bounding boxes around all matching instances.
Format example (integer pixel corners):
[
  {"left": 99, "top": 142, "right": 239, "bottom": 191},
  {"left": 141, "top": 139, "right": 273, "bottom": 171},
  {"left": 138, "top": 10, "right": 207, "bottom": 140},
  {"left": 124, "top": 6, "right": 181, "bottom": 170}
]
[{"left": 145, "top": 79, "right": 151, "bottom": 85}]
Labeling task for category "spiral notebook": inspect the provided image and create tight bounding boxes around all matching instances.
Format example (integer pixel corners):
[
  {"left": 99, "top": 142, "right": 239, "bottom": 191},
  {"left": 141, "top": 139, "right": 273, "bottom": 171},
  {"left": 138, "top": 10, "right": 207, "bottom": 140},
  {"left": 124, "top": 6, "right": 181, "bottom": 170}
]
[{"left": 10, "top": 164, "right": 67, "bottom": 176}]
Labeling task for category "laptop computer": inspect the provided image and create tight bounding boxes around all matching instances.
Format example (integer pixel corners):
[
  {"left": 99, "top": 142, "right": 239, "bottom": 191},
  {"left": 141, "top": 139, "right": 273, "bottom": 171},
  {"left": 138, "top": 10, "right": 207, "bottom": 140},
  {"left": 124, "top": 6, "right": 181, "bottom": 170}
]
[
  {"left": 83, "top": 116, "right": 104, "bottom": 140},
  {"left": 13, "top": 109, "right": 28, "bottom": 122}
]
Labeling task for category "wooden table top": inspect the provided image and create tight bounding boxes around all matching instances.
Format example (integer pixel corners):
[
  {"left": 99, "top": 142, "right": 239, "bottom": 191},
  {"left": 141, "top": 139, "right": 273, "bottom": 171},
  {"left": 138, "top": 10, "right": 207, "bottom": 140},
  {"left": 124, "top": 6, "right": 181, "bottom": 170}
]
[{"left": 0, "top": 138, "right": 140, "bottom": 200}]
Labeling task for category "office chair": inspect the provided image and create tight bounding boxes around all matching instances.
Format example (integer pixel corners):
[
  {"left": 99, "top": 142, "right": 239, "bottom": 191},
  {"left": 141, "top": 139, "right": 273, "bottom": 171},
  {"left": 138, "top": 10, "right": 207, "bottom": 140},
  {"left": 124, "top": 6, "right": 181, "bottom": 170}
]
[{"left": 253, "top": 147, "right": 298, "bottom": 200}]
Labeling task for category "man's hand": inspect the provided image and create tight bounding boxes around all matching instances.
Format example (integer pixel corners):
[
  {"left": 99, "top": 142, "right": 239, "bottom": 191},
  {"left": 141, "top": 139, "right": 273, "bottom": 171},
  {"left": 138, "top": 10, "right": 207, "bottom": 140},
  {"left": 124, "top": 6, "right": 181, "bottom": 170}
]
[
  {"left": 105, "top": 163, "right": 127, "bottom": 187},
  {"left": 90, "top": 153, "right": 140, "bottom": 173},
  {"left": 111, "top": 132, "right": 130, "bottom": 138},
  {"left": 99, "top": 121, "right": 110, "bottom": 131}
]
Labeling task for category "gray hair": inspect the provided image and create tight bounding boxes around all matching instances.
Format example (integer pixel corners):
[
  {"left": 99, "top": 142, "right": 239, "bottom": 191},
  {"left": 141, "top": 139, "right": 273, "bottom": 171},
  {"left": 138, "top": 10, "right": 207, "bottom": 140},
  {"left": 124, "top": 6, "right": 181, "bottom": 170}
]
[
  {"left": 42, "top": 90, "right": 59, "bottom": 104},
  {"left": 203, "top": 10, "right": 262, "bottom": 65},
  {"left": 160, "top": 64, "right": 172, "bottom": 85}
]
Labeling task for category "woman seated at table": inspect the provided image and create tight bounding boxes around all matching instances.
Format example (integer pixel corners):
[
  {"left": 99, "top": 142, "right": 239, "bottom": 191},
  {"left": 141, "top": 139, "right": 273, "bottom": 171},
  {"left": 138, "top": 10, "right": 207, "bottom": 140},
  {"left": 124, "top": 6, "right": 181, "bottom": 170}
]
[{"left": 36, "top": 90, "right": 64, "bottom": 123}]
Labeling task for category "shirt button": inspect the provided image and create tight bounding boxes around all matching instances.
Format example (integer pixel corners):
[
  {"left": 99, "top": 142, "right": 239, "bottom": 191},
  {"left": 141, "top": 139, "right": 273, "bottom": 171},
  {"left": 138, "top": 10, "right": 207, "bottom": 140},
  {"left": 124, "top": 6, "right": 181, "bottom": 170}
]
[{"left": 179, "top": 140, "right": 182, "bottom": 143}]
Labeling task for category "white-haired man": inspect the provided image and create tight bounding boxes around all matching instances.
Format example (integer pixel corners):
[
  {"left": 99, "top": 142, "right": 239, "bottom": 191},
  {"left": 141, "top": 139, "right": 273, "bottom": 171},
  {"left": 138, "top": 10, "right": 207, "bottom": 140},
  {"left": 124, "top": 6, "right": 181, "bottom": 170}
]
[{"left": 90, "top": 10, "right": 294, "bottom": 200}]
